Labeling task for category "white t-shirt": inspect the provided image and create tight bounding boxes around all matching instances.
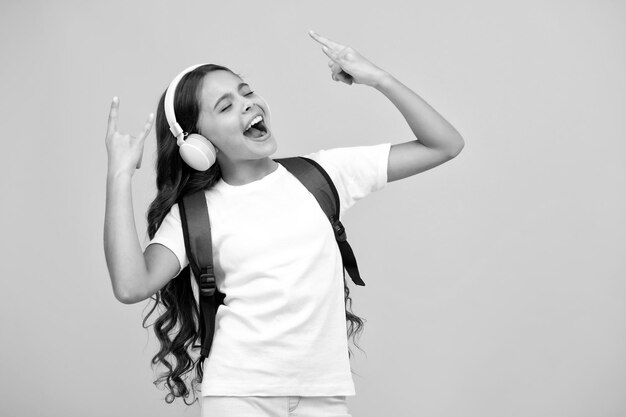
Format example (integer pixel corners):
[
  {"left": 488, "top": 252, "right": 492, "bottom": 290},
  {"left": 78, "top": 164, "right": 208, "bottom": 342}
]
[{"left": 146, "top": 143, "right": 391, "bottom": 397}]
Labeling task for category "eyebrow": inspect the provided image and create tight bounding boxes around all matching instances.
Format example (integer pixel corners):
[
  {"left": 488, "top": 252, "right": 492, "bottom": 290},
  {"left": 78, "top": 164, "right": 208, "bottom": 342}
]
[{"left": 213, "top": 83, "right": 250, "bottom": 110}]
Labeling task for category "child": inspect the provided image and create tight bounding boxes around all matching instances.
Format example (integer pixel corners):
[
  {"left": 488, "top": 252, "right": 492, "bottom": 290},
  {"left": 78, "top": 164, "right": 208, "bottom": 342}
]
[{"left": 103, "top": 30, "right": 464, "bottom": 416}]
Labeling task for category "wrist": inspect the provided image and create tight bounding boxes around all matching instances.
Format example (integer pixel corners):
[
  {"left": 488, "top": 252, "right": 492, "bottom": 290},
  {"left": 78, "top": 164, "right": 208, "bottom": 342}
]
[
  {"left": 372, "top": 71, "right": 394, "bottom": 91},
  {"left": 107, "top": 168, "right": 133, "bottom": 182}
]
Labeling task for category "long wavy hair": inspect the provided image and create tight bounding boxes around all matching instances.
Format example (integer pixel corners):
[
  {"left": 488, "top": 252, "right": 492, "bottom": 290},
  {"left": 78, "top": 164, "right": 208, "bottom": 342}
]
[{"left": 141, "top": 63, "right": 367, "bottom": 406}]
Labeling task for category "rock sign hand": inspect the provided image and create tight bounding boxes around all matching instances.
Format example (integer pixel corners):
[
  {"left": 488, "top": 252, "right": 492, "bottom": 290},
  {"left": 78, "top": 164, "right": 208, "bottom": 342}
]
[
  {"left": 105, "top": 97, "right": 155, "bottom": 175},
  {"left": 308, "top": 30, "right": 387, "bottom": 87}
]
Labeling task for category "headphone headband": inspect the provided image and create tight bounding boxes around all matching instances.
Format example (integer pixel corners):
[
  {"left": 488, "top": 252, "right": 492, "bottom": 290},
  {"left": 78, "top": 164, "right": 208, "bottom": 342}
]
[{"left": 164, "top": 63, "right": 210, "bottom": 144}]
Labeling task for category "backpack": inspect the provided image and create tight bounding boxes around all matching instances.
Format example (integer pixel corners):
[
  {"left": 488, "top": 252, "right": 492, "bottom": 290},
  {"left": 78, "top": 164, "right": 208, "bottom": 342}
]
[{"left": 178, "top": 156, "right": 366, "bottom": 361}]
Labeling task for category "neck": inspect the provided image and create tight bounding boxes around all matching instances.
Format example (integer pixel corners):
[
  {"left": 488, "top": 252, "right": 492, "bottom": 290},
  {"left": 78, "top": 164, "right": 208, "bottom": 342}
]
[{"left": 219, "top": 157, "right": 279, "bottom": 186}]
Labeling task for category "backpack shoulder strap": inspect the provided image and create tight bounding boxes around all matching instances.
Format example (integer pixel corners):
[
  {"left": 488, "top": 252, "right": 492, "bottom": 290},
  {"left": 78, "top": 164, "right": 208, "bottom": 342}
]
[
  {"left": 275, "top": 156, "right": 365, "bottom": 287},
  {"left": 179, "top": 191, "right": 217, "bottom": 296},
  {"left": 178, "top": 190, "right": 223, "bottom": 360}
]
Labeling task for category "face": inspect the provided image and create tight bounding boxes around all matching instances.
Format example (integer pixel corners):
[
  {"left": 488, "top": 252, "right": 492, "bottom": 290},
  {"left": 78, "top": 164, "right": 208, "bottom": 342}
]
[{"left": 195, "top": 70, "right": 277, "bottom": 165}]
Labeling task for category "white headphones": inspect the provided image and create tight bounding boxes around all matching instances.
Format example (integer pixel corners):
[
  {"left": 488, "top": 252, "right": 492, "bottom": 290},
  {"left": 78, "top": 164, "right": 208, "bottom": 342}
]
[{"left": 164, "top": 63, "right": 218, "bottom": 171}]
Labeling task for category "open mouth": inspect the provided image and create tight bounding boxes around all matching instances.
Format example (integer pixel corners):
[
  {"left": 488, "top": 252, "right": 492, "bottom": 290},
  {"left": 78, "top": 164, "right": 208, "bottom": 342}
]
[{"left": 243, "top": 118, "right": 269, "bottom": 139}]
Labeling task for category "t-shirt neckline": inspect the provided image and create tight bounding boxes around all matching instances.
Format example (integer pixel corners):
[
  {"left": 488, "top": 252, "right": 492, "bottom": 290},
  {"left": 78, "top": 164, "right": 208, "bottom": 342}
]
[{"left": 216, "top": 162, "right": 285, "bottom": 193}]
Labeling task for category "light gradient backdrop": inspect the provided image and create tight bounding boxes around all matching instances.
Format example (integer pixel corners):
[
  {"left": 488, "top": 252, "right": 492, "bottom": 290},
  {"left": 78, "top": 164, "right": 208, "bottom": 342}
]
[{"left": 1, "top": 0, "right": 624, "bottom": 416}]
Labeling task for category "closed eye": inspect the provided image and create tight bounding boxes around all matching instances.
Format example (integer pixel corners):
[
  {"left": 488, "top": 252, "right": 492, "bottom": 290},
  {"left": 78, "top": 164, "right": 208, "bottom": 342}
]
[{"left": 220, "top": 91, "right": 255, "bottom": 112}]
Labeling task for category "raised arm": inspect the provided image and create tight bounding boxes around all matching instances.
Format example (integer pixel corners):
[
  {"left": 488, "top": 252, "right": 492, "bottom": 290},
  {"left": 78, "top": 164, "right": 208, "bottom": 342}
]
[
  {"left": 308, "top": 30, "right": 465, "bottom": 182},
  {"left": 375, "top": 73, "right": 465, "bottom": 182},
  {"left": 103, "top": 97, "right": 178, "bottom": 304}
]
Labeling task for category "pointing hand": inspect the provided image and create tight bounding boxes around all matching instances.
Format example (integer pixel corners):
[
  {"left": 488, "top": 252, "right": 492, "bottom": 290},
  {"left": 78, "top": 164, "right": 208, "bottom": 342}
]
[{"left": 309, "top": 30, "right": 388, "bottom": 88}]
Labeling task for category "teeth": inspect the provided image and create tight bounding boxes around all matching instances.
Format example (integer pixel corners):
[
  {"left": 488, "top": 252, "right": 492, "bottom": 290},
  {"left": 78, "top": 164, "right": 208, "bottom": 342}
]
[{"left": 245, "top": 115, "right": 263, "bottom": 131}]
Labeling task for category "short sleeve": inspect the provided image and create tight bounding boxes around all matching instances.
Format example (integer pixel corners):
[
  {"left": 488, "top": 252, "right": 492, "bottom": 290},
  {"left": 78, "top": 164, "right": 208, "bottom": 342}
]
[
  {"left": 146, "top": 203, "right": 189, "bottom": 278},
  {"left": 304, "top": 143, "right": 391, "bottom": 219}
]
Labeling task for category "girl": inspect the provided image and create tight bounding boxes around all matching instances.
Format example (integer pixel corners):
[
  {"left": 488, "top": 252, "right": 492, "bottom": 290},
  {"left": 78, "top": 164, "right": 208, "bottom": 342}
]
[{"left": 104, "top": 30, "right": 464, "bottom": 416}]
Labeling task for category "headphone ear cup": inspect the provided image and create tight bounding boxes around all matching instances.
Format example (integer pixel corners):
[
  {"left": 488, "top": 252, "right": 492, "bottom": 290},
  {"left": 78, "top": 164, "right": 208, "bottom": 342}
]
[{"left": 179, "top": 133, "right": 218, "bottom": 171}]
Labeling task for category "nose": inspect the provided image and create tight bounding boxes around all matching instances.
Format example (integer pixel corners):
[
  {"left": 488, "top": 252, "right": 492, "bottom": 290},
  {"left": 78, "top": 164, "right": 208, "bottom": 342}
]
[{"left": 243, "top": 100, "right": 255, "bottom": 113}]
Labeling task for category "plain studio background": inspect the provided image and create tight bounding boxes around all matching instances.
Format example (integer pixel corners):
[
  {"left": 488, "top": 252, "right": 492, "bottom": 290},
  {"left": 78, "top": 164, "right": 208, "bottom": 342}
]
[{"left": 1, "top": 0, "right": 624, "bottom": 416}]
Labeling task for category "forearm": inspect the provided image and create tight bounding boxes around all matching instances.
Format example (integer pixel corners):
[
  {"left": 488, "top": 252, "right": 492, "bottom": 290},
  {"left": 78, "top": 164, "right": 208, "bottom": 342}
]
[
  {"left": 103, "top": 172, "right": 148, "bottom": 303},
  {"left": 374, "top": 72, "right": 464, "bottom": 153}
]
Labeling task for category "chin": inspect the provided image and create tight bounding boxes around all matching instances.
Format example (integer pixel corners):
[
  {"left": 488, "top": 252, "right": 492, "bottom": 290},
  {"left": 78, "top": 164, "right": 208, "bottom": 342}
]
[{"left": 262, "top": 141, "right": 278, "bottom": 157}]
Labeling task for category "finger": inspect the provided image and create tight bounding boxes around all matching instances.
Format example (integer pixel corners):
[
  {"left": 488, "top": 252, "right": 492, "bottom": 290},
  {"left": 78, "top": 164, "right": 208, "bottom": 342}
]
[
  {"left": 327, "top": 60, "right": 334, "bottom": 68},
  {"left": 330, "top": 62, "right": 341, "bottom": 81},
  {"left": 330, "top": 63, "right": 353, "bottom": 85},
  {"left": 321, "top": 46, "right": 338, "bottom": 62},
  {"left": 332, "top": 70, "right": 348, "bottom": 83},
  {"left": 330, "top": 63, "right": 348, "bottom": 79},
  {"left": 336, "top": 72, "right": 353, "bottom": 85},
  {"left": 308, "top": 30, "right": 345, "bottom": 52},
  {"left": 309, "top": 30, "right": 345, "bottom": 51},
  {"left": 137, "top": 113, "right": 155, "bottom": 141},
  {"left": 107, "top": 96, "right": 119, "bottom": 136}
]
